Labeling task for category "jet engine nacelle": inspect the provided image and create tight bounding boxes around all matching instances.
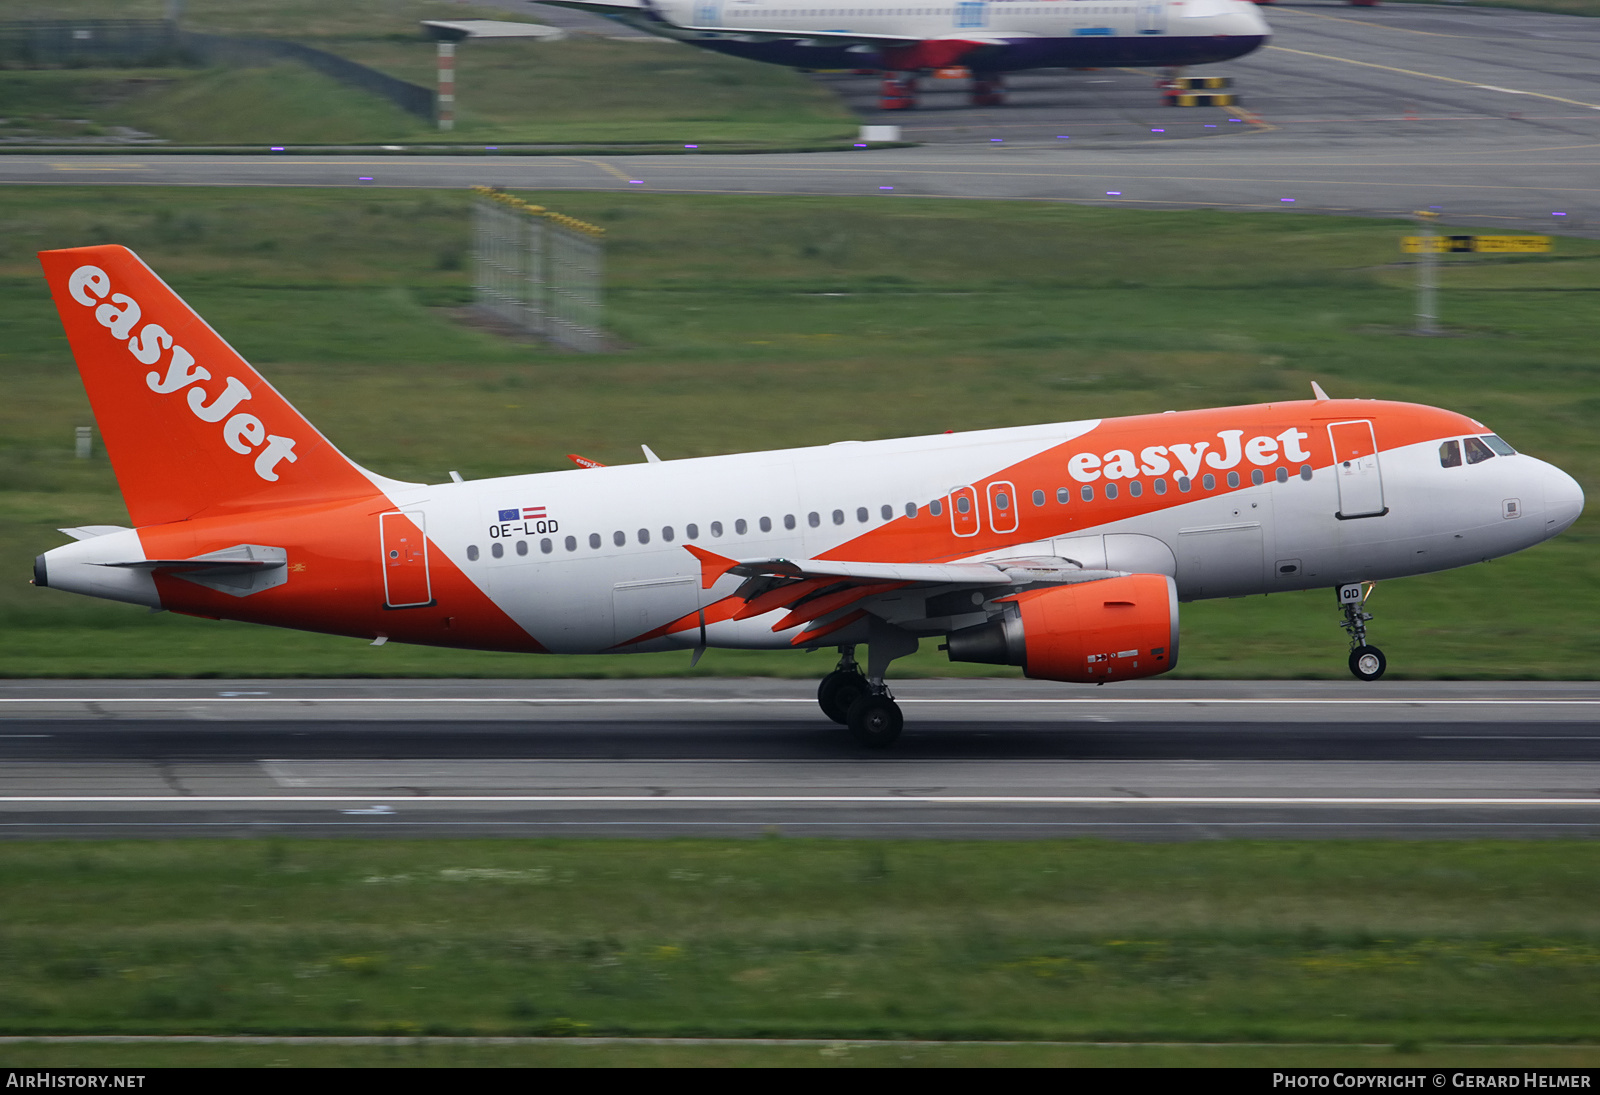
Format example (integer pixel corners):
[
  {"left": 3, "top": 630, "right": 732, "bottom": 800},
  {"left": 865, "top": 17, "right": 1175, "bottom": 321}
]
[{"left": 943, "top": 573, "right": 1179, "bottom": 683}]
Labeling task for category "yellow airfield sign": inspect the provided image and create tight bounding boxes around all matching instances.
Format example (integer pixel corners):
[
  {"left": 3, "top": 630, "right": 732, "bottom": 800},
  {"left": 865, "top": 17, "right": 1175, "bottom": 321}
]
[{"left": 1402, "top": 235, "right": 1551, "bottom": 254}]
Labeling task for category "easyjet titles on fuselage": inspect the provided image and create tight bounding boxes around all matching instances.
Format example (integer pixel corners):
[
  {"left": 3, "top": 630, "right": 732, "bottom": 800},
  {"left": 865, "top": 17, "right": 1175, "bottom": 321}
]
[{"left": 1066, "top": 426, "right": 1313, "bottom": 483}]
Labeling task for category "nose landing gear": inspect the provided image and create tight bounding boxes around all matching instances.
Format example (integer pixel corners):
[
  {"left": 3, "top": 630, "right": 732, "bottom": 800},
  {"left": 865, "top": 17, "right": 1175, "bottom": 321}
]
[{"left": 1337, "top": 581, "right": 1386, "bottom": 681}]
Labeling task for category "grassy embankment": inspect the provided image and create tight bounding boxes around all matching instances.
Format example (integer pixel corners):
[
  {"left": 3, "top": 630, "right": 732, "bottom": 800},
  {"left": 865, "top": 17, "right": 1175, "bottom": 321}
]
[
  {"left": 2, "top": 187, "right": 1597, "bottom": 678},
  {"left": 0, "top": 839, "right": 1596, "bottom": 1062},
  {"left": 0, "top": 0, "right": 856, "bottom": 149}
]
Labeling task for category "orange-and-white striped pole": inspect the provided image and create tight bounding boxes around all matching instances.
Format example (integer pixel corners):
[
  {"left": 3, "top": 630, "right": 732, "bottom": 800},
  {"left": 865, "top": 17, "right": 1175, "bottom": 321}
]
[{"left": 436, "top": 40, "right": 455, "bottom": 132}]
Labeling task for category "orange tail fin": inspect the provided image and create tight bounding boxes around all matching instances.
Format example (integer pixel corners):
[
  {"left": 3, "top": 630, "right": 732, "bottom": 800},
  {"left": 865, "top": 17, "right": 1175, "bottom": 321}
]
[{"left": 39, "top": 245, "right": 381, "bottom": 526}]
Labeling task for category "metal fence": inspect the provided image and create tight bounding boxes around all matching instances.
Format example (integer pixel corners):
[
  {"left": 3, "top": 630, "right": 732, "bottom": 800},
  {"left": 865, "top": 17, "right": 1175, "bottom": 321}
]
[
  {"left": 473, "top": 187, "right": 605, "bottom": 353},
  {"left": 0, "top": 19, "right": 188, "bottom": 67},
  {"left": 182, "top": 33, "right": 434, "bottom": 121},
  {"left": 0, "top": 20, "right": 433, "bottom": 123}
]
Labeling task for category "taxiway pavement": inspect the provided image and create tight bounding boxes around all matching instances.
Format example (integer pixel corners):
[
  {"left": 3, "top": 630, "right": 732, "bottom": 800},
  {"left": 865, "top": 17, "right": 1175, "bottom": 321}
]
[{"left": 3, "top": 4, "right": 1596, "bottom": 233}]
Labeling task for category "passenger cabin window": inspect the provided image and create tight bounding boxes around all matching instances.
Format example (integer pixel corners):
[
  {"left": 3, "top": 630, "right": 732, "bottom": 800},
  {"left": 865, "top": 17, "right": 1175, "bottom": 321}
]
[
  {"left": 686, "top": 524, "right": 699, "bottom": 539},
  {"left": 589, "top": 533, "right": 601, "bottom": 549},
  {"left": 735, "top": 519, "right": 748, "bottom": 535},
  {"left": 929, "top": 500, "right": 943, "bottom": 517},
  {"left": 491, "top": 542, "right": 504, "bottom": 559},
  {"left": 711, "top": 521, "right": 724, "bottom": 537},
  {"left": 905, "top": 503, "right": 917, "bottom": 518},
  {"left": 1440, "top": 439, "right": 1462, "bottom": 468},
  {"left": 1464, "top": 436, "right": 1496, "bottom": 465},
  {"left": 881, "top": 505, "right": 893, "bottom": 520},
  {"left": 857, "top": 507, "right": 869, "bottom": 523},
  {"left": 515, "top": 540, "right": 528, "bottom": 556},
  {"left": 1202, "top": 474, "right": 1216, "bottom": 490},
  {"left": 1056, "top": 487, "right": 1071, "bottom": 504},
  {"left": 467, "top": 544, "right": 479, "bottom": 561},
  {"left": 759, "top": 517, "right": 772, "bottom": 532},
  {"left": 1032, "top": 490, "right": 1045, "bottom": 507},
  {"left": 785, "top": 514, "right": 797, "bottom": 530}
]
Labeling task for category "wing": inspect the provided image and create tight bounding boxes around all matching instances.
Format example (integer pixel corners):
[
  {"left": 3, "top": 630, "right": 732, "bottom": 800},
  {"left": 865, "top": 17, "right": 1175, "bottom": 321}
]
[{"left": 684, "top": 545, "right": 1124, "bottom": 646}]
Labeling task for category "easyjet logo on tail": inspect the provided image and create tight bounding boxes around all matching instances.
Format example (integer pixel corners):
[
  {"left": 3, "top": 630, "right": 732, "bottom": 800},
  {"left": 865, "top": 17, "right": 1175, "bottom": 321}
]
[{"left": 67, "top": 265, "right": 299, "bottom": 483}]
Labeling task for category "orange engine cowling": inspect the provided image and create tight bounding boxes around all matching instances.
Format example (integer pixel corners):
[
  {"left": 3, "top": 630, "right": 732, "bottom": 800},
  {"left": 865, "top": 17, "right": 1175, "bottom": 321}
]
[{"left": 943, "top": 574, "right": 1179, "bottom": 683}]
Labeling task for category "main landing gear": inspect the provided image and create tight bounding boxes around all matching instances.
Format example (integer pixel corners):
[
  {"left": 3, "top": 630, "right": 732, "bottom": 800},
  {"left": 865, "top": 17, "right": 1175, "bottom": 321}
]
[
  {"left": 1337, "top": 581, "right": 1387, "bottom": 681},
  {"left": 876, "top": 71, "right": 1006, "bottom": 111},
  {"left": 817, "top": 636, "right": 913, "bottom": 748}
]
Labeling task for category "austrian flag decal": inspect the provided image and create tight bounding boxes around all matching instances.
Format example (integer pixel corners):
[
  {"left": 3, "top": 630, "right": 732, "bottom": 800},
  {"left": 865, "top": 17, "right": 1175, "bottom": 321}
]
[{"left": 490, "top": 505, "right": 556, "bottom": 537}]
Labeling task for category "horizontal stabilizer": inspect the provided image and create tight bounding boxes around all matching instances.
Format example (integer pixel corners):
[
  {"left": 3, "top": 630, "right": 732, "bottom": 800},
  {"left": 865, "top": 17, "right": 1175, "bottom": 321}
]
[{"left": 100, "top": 544, "right": 288, "bottom": 598}]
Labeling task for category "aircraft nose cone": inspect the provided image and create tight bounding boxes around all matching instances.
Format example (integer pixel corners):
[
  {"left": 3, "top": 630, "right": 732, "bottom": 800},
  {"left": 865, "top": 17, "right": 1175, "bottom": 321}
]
[{"left": 1544, "top": 463, "right": 1585, "bottom": 538}]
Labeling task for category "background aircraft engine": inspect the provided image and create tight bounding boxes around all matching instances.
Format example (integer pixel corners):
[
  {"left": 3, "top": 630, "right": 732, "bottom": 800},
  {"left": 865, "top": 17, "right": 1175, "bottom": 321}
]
[{"left": 943, "top": 574, "right": 1179, "bottom": 683}]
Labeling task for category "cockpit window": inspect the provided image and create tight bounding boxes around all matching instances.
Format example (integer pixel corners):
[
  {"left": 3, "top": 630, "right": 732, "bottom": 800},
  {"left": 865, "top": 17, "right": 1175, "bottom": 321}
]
[
  {"left": 1439, "top": 440, "right": 1461, "bottom": 468},
  {"left": 1463, "top": 436, "right": 1496, "bottom": 465},
  {"left": 1482, "top": 434, "right": 1517, "bottom": 457}
]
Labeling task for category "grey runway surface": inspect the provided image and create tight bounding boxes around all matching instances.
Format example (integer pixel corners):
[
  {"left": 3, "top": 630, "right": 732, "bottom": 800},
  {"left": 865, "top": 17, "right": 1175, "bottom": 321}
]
[
  {"left": 4, "top": 4, "right": 1597, "bottom": 233},
  {"left": 3, "top": 679, "right": 1598, "bottom": 839}
]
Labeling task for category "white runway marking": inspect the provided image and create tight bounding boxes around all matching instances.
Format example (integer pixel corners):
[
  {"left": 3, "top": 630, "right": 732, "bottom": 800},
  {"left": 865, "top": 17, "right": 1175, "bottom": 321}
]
[
  {"left": 0, "top": 795, "right": 1595, "bottom": 806},
  {"left": 3, "top": 697, "right": 1598, "bottom": 707}
]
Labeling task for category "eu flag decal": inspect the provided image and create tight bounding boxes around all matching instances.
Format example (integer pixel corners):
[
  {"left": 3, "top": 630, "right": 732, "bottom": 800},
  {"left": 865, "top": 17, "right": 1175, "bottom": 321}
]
[{"left": 497, "top": 508, "right": 519, "bottom": 521}]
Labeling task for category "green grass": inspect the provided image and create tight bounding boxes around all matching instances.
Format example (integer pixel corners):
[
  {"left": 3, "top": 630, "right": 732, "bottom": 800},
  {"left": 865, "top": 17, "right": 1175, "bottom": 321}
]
[
  {"left": 1, "top": 0, "right": 857, "bottom": 149},
  {"left": 4, "top": 1041, "right": 1599, "bottom": 1067},
  {"left": 2, "top": 186, "right": 1598, "bottom": 678},
  {"left": 0, "top": 840, "right": 1597, "bottom": 1044}
]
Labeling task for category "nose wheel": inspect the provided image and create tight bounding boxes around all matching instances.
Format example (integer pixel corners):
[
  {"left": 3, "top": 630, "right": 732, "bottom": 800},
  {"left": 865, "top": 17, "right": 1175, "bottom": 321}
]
[
  {"left": 1337, "top": 582, "right": 1386, "bottom": 681},
  {"left": 1349, "top": 645, "right": 1387, "bottom": 681}
]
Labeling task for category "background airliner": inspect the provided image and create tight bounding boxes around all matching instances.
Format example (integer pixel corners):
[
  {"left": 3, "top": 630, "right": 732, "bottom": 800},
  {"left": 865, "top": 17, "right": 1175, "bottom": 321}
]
[
  {"left": 540, "top": 0, "right": 1271, "bottom": 108},
  {"left": 33, "top": 246, "right": 1583, "bottom": 746}
]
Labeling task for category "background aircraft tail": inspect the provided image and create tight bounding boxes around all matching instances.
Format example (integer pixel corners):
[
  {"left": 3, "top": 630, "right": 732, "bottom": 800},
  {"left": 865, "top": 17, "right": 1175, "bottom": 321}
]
[{"left": 39, "top": 245, "right": 384, "bottom": 527}]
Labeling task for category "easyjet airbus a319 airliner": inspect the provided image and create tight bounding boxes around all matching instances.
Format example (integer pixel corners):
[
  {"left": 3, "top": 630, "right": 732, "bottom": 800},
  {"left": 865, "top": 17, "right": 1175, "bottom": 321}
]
[{"left": 33, "top": 246, "right": 1584, "bottom": 745}]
